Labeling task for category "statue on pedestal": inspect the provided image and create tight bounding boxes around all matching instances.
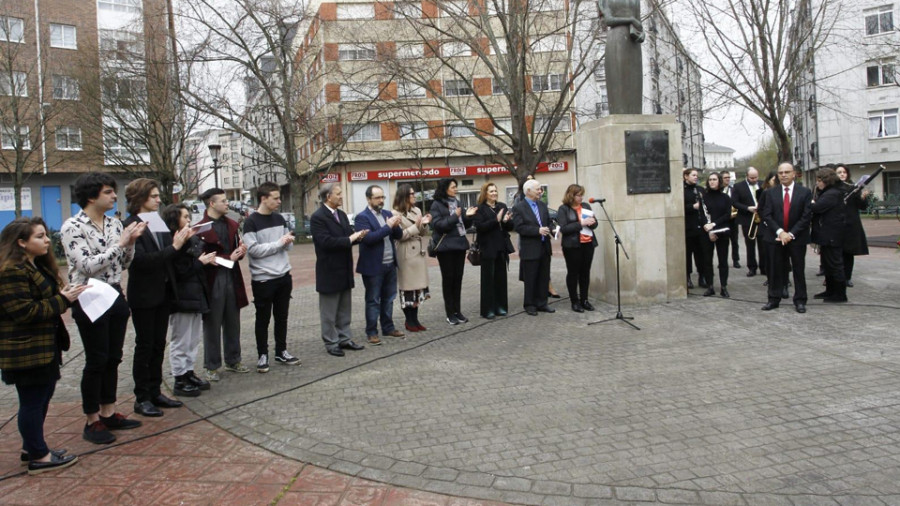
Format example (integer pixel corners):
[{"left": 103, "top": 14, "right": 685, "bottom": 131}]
[{"left": 598, "top": 0, "right": 645, "bottom": 115}]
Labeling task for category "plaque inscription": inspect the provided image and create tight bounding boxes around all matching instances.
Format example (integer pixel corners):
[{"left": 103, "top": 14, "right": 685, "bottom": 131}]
[{"left": 625, "top": 130, "right": 670, "bottom": 194}]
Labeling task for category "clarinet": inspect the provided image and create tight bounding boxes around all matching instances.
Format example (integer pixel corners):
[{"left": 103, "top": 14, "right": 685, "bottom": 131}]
[{"left": 695, "top": 187, "right": 712, "bottom": 226}]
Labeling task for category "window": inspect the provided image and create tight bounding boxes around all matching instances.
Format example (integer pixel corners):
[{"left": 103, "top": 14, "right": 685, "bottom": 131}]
[
  {"left": 532, "top": 73, "right": 565, "bottom": 92},
  {"left": 99, "top": 30, "right": 144, "bottom": 60},
  {"left": 0, "top": 16, "right": 24, "bottom": 43},
  {"left": 398, "top": 81, "right": 425, "bottom": 98},
  {"left": 394, "top": 2, "right": 422, "bottom": 18},
  {"left": 492, "top": 77, "right": 507, "bottom": 95},
  {"left": 486, "top": 0, "right": 507, "bottom": 15},
  {"left": 444, "top": 79, "right": 472, "bottom": 96},
  {"left": 1, "top": 126, "right": 30, "bottom": 150},
  {"left": 533, "top": 35, "right": 566, "bottom": 53},
  {"left": 443, "top": 41, "right": 470, "bottom": 57},
  {"left": 493, "top": 117, "right": 512, "bottom": 134},
  {"left": 52, "top": 75, "right": 79, "bottom": 100},
  {"left": 102, "top": 76, "right": 146, "bottom": 108},
  {"left": 865, "top": 6, "right": 894, "bottom": 35},
  {"left": 534, "top": 0, "right": 563, "bottom": 12},
  {"left": 442, "top": 1, "right": 468, "bottom": 16},
  {"left": 98, "top": 0, "right": 142, "bottom": 13},
  {"left": 446, "top": 121, "right": 475, "bottom": 137},
  {"left": 489, "top": 38, "right": 508, "bottom": 55},
  {"left": 399, "top": 122, "right": 428, "bottom": 140},
  {"left": 337, "top": 4, "right": 374, "bottom": 19},
  {"left": 49, "top": 23, "right": 76, "bottom": 49},
  {"left": 397, "top": 42, "right": 423, "bottom": 59},
  {"left": 595, "top": 97, "right": 609, "bottom": 118},
  {"left": 867, "top": 63, "right": 896, "bottom": 87},
  {"left": 343, "top": 122, "right": 381, "bottom": 142},
  {"left": 104, "top": 126, "right": 149, "bottom": 160},
  {"left": 594, "top": 59, "right": 606, "bottom": 80},
  {"left": 56, "top": 127, "right": 82, "bottom": 150},
  {"left": 535, "top": 115, "right": 570, "bottom": 132},
  {"left": 338, "top": 43, "right": 375, "bottom": 60},
  {"left": 340, "top": 82, "right": 378, "bottom": 102},
  {"left": 869, "top": 109, "right": 899, "bottom": 138},
  {"left": 0, "top": 71, "right": 27, "bottom": 97}
]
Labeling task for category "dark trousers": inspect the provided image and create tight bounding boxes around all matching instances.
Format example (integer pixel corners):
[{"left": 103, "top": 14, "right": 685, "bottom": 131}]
[
  {"left": 252, "top": 273, "right": 292, "bottom": 356},
  {"left": 17, "top": 381, "right": 56, "bottom": 460},
  {"left": 72, "top": 292, "right": 131, "bottom": 415},
  {"left": 562, "top": 243, "right": 594, "bottom": 302},
  {"left": 685, "top": 233, "right": 704, "bottom": 280},
  {"left": 728, "top": 220, "right": 740, "bottom": 261},
  {"left": 522, "top": 242, "right": 552, "bottom": 309},
  {"left": 701, "top": 234, "right": 730, "bottom": 287},
  {"left": 822, "top": 245, "right": 846, "bottom": 284},
  {"left": 843, "top": 252, "right": 855, "bottom": 281},
  {"left": 741, "top": 223, "right": 764, "bottom": 273},
  {"left": 437, "top": 250, "right": 466, "bottom": 317},
  {"left": 362, "top": 264, "right": 398, "bottom": 336},
  {"left": 480, "top": 254, "right": 508, "bottom": 316},
  {"left": 131, "top": 302, "right": 171, "bottom": 402},
  {"left": 765, "top": 241, "right": 807, "bottom": 305}
]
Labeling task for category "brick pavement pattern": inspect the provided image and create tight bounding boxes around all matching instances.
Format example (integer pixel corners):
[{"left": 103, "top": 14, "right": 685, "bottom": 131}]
[{"left": 0, "top": 219, "right": 899, "bottom": 505}]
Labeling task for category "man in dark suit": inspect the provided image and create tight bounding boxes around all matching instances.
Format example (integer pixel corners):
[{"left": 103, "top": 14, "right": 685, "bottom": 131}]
[
  {"left": 124, "top": 178, "right": 193, "bottom": 417},
  {"left": 355, "top": 185, "right": 404, "bottom": 345},
  {"left": 721, "top": 172, "right": 740, "bottom": 268},
  {"left": 760, "top": 162, "right": 813, "bottom": 313},
  {"left": 310, "top": 183, "right": 369, "bottom": 357},
  {"left": 512, "top": 178, "right": 555, "bottom": 316},
  {"left": 731, "top": 167, "right": 762, "bottom": 276}
]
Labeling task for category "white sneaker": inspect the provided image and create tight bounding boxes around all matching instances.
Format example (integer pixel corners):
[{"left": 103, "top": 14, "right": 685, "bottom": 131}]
[
  {"left": 257, "top": 354, "right": 269, "bottom": 373},
  {"left": 204, "top": 369, "right": 221, "bottom": 382}
]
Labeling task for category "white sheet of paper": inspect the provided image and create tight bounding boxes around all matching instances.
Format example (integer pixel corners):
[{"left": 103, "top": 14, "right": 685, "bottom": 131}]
[
  {"left": 580, "top": 208, "right": 595, "bottom": 236},
  {"left": 215, "top": 257, "right": 234, "bottom": 269},
  {"left": 138, "top": 212, "right": 169, "bottom": 233},
  {"left": 191, "top": 222, "right": 212, "bottom": 233},
  {"left": 77, "top": 278, "right": 120, "bottom": 323}
]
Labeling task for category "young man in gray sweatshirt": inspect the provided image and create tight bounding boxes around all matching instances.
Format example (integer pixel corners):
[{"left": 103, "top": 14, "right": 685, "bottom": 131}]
[{"left": 243, "top": 182, "right": 300, "bottom": 372}]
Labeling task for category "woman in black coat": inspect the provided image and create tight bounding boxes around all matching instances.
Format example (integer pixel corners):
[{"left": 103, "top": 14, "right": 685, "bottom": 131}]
[
  {"left": 162, "top": 204, "right": 216, "bottom": 396},
  {"left": 835, "top": 165, "right": 869, "bottom": 287},
  {"left": 811, "top": 168, "right": 848, "bottom": 302},
  {"left": 429, "top": 178, "right": 475, "bottom": 325},
  {"left": 557, "top": 184, "right": 599, "bottom": 312},
  {"left": 473, "top": 182, "right": 514, "bottom": 319},
  {"left": 699, "top": 172, "right": 733, "bottom": 298},
  {"left": 683, "top": 169, "right": 705, "bottom": 289}
]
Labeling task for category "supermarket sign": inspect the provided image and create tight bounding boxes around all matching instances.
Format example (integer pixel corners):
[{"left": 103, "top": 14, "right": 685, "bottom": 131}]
[
  {"left": 347, "top": 161, "right": 567, "bottom": 182},
  {"left": 319, "top": 172, "right": 341, "bottom": 183}
]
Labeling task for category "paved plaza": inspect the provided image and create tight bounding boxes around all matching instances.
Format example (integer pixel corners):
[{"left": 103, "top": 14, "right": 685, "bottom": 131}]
[{"left": 0, "top": 220, "right": 899, "bottom": 505}]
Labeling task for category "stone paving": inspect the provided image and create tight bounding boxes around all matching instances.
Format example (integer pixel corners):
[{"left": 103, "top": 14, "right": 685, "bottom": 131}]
[{"left": 0, "top": 220, "right": 899, "bottom": 505}]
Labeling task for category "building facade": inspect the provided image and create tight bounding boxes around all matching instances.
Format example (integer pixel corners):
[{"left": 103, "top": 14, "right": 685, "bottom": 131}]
[{"left": 703, "top": 142, "right": 735, "bottom": 170}]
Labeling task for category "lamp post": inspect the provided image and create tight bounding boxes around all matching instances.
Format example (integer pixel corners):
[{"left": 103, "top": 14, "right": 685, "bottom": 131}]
[{"left": 208, "top": 143, "right": 221, "bottom": 189}]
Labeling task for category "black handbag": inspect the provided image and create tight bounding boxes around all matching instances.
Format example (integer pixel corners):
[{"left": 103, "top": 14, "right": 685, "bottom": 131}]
[
  {"left": 466, "top": 238, "right": 481, "bottom": 266},
  {"left": 427, "top": 234, "right": 446, "bottom": 257}
]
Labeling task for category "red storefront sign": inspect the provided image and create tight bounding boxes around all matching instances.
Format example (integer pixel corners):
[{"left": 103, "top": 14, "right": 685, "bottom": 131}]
[
  {"left": 347, "top": 161, "right": 568, "bottom": 182},
  {"left": 320, "top": 172, "right": 341, "bottom": 183}
]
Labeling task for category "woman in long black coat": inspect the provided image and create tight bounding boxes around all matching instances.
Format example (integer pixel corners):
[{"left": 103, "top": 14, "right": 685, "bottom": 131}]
[
  {"left": 811, "top": 168, "right": 848, "bottom": 303},
  {"left": 835, "top": 165, "right": 869, "bottom": 287},
  {"left": 473, "top": 182, "right": 514, "bottom": 319},
  {"left": 683, "top": 168, "right": 705, "bottom": 289},
  {"left": 699, "top": 172, "right": 733, "bottom": 298},
  {"left": 429, "top": 178, "right": 475, "bottom": 325}
]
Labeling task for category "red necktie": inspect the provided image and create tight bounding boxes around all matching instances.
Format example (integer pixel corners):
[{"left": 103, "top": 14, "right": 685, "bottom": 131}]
[{"left": 783, "top": 187, "right": 790, "bottom": 231}]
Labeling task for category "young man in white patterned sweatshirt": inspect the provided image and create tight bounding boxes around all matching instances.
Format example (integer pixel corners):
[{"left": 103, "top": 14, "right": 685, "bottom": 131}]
[{"left": 243, "top": 182, "right": 300, "bottom": 373}]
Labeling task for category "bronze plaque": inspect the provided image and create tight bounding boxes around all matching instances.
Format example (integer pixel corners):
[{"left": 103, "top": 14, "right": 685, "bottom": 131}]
[{"left": 625, "top": 130, "right": 670, "bottom": 194}]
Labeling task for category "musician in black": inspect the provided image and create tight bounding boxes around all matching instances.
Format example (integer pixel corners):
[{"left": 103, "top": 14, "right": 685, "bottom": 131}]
[
  {"left": 699, "top": 172, "right": 733, "bottom": 298},
  {"left": 683, "top": 169, "right": 706, "bottom": 290},
  {"left": 811, "top": 167, "right": 848, "bottom": 303},
  {"left": 835, "top": 164, "right": 869, "bottom": 288}
]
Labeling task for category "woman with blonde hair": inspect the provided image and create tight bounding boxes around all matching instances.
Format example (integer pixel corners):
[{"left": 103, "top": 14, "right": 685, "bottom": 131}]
[
  {"left": 473, "top": 182, "right": 515, "bottom": 319},
  {"left": 392, "top": 183, "right": 432, "bottom": 331},
  {"left": 0, "top": 217, "right": 86, "bottom": 474}
]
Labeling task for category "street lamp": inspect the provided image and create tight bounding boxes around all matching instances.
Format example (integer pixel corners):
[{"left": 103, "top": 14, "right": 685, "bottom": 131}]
[{"left": 208, "top": 143, "right": 221, "bottom": 188}]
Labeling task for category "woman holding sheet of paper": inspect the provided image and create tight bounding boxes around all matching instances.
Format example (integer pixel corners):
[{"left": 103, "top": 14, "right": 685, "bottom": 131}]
[
  {"left": 556, "top": 184, "right": 599, "bottom": 313},
  {"left": 699, "top": 172, "right": 733, "bottom": 298}
]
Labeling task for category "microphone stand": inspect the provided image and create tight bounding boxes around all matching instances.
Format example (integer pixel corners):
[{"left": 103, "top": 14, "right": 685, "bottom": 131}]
[{"left": 588, "top": 200, "right": 639, "bottom": 331}]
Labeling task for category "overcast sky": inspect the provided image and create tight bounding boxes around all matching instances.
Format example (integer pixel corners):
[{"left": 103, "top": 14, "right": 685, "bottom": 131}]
[{"left": 703, "top": 106, "right": 768, "bottom": 159}]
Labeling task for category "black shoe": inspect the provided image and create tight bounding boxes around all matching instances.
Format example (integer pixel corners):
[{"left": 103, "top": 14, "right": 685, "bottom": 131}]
[
  {"left": 687, "top": 278, "right": 694, "bottom": 289},
  {"left": 340, "top": 340, "right": 365, "bottom": 351},
  {"left": 27, "top": 453, "right": 78, "bottom": 475},
  {"left": 21, "top": 448, "right": 66, "bottom": 464},
  {"left": 698, "top": 278, "right": 709, "bottom": 288},
  {"left": 134, "top": 400, "right": 163, "bottom": 417},
  {"left": 581, "top": 300, "right": 595, "bottom": 311},
  {"left": 455, "top": 313, "right": 469, "bottom": 323},
  {"left": 781, "top": 288, "right": 789, "bottom": 299},
  {"left": 99, "top": 413, "right": 142, "bottom": 430},
  {"left": 496, "top": 308, "right": 507, "bottom": 316},
  {"left": 703, "top": 287, "right": 715, "bottom": 297},
  {"left": 746, "top": 270, "right": 757, "bottom": 277},
  {"left": 795, "top": 303, "right": 807, "bottom": 313},
  {"left": 571, "top": 302, "right": 584, "bottom": 313},
  {"left": 83, "top": 421, "right": 116, "bottom": 444},
  {"left": 446, "top": 315, "right": 460, "bottom": 325},
  {"left": 733, "top": 261, "right": 741, "bottom": 268},
  {"left": 846, "top": 280, "right": 854, "bottom": 287},
  {"left": 537, "top": 305, "right": 556, "bottom": 313},
  {"left": 823, "top": 295, "right": 848, "bottom": 303},
  {"left": 327, "top": 347, "right": 345, "bottom": 357},
  {"left": 813, "top": 291, "right": 831, "bottom": 299},
  {"left": 761, "top": 302, "right": 779, "bottom": 311},
  {"left": 187, "top": 371, "right": 211, "bottom": 391},
  {"left": 174, "top": 378, "right": 201, "bottom": 397},
  {"left": 525, "top": 306, "right": 538, "bottom": 316},
  {"left": 482, "top": 312, "right": 495, "bottom": 319},
  {"left": 151, "top": 394, "right": 183, "bottom": 409},
  {"left": 548, "top": 292, "right": 561, "bottom": 299},
  {"left": 720, "top": 287, "right": 730, "bottom": 298}
]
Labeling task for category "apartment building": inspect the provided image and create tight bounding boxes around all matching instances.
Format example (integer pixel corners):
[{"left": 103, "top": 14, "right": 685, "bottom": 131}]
[
  {"left": 0, "top": 0, "right": 169, "bottom": 229},
  {"left": 791, "top": 0, "right": 900, "bottom": 197},
  {"left": 704, "top": 143, "right": 735, "bottom": 170},
  {"left": 186, "top": 129, "right": 246, "bottom": 201}
]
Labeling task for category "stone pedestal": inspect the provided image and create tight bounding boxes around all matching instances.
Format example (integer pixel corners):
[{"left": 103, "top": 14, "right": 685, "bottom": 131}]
[{"left": 574, "top": 115, "right": 686, "bottom": 305}]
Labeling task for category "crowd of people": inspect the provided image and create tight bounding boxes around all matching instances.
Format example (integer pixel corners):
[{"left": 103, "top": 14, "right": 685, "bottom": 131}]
[
  {"left": 1, "top": 164, "right": 871, "bottom": 475},
  {"left": 683, "top": 162, "right": 870, "bottom": 312}
]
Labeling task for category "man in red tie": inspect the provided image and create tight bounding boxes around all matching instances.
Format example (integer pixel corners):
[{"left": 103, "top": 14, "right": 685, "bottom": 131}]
[{"left": 759, "top": 162, "right": 813, "bottom": 313}]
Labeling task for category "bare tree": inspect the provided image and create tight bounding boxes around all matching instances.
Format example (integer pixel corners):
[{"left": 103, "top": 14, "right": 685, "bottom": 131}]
[{"left": 679, "top": 0, "right": 840, "bottom": 163}]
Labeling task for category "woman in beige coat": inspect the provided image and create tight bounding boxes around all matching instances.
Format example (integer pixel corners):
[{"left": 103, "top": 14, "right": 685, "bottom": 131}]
[{"left": 392, "top": 183, "right": 432, "bottom": 332}]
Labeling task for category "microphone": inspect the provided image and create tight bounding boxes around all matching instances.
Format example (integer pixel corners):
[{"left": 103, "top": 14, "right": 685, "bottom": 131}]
[{"left": 588, "top": 197, "right": 606, "bottom": 204}]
